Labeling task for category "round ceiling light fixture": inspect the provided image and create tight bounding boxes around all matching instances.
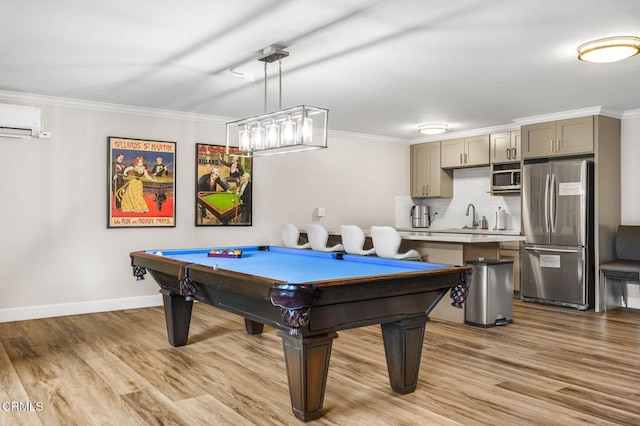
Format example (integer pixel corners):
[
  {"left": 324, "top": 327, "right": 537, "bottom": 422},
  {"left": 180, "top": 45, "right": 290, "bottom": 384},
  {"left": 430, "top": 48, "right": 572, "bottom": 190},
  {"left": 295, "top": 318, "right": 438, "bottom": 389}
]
[
  {"left": 577, "top": 36, "right": 640, "bottom": 63},
  {"left": 418, "top": 123, "right": 448, "bottom": 135}
]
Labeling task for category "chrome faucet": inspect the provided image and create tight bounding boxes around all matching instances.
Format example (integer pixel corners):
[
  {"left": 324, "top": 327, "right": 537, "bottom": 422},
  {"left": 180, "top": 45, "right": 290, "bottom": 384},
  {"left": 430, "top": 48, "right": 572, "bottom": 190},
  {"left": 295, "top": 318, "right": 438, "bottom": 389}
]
[{"left": 465, "top": 203, "right": 479, "bottom": 228}]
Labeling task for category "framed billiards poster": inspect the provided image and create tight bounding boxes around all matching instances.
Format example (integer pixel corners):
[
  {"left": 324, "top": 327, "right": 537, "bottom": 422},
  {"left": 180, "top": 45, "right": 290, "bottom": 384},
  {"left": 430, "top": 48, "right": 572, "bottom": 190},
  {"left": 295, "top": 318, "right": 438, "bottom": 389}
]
[
  {"left": 196, "top": 143, "right": 252, "bottom": 226},
  {"left": 108, "top": 137, "right": 176, "bottom": 228}
]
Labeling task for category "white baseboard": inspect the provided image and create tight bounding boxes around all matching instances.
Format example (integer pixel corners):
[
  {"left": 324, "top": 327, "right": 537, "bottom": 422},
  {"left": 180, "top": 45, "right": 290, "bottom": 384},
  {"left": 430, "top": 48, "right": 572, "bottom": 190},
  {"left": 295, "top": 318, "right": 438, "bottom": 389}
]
[{"left": 0, "top": 294, "right": 163, "bottom": 323}]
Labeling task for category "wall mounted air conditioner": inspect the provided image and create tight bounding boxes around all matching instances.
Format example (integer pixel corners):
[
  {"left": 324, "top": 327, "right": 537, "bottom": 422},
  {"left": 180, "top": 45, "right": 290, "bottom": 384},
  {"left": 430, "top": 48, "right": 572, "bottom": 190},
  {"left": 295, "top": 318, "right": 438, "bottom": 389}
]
[{"left": 0, "top": 103, "right": 42, "bottom": 138}]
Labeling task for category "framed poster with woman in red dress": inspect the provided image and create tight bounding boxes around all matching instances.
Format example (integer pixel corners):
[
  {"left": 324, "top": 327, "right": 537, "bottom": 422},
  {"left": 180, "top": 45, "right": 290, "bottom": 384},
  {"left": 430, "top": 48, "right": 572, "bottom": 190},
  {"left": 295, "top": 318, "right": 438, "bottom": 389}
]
[{"left": 108, "top": 136, "right": 176, "bottom": 228}]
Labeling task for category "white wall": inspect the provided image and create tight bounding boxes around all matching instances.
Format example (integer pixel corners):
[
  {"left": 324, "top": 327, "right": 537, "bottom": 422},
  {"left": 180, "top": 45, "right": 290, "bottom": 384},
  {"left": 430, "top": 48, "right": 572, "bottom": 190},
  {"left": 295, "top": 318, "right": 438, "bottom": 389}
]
[
  {"left": 621, "top": 113, "right": 640, "bottom": 224},
  {"left": 0, "top": 99, "right": 407, "bottom": 321},
  {"left": 258, "top": 132, "right": 408, "bottom": 233}
]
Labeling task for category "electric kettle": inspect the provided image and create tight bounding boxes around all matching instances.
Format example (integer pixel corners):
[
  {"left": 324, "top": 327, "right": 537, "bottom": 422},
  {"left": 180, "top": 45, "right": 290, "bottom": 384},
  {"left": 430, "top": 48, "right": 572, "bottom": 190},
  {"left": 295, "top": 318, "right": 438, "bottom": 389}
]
[{"left": 411, "top": 205, "right": 430, "bottom": 228}]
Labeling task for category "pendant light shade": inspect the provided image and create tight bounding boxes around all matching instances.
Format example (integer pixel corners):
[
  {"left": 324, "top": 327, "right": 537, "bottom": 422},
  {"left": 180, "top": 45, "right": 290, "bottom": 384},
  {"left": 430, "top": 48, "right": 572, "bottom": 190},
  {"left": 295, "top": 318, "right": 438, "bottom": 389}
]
[
  {"left": 251, "top": 124, "right": 265, "bottom": 149},
  {"left": 238, "top": 125, "right": 251, "bottom": 151},
  {"left": 281, "top": 116, "right": 296, "bottom": 145},
  {"left": 266, "top": 121, "right": 279, "bottom": 147}
]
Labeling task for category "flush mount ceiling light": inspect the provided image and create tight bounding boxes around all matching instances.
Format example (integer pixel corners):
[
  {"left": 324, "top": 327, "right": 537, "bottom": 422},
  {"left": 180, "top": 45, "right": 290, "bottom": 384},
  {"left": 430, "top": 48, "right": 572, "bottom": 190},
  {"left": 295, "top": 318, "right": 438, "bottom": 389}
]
[
  {"left": 417, "top": 123, "right": 448, "bottom": 135},
  {"left": 577, "top": 36, "right": 640, "bottom": 63},
  {"left": 226, "top": 46, "right": 328, "bottom": 157}
]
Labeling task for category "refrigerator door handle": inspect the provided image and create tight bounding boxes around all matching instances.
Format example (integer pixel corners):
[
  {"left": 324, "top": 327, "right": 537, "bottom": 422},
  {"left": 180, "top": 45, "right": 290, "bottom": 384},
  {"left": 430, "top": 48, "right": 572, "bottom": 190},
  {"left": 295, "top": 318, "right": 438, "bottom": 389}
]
[
  {"left": 544, "top": 174, "right": 550, "bottom": 232},
  {"left": 550, "top": 173, "right": 557, "bottom": 232},
  {"left": 525, "top": 246, "right": 581, "bottom": 253},
  {"left": 580, "top": 161, "right": 587, "bottom": 244}
]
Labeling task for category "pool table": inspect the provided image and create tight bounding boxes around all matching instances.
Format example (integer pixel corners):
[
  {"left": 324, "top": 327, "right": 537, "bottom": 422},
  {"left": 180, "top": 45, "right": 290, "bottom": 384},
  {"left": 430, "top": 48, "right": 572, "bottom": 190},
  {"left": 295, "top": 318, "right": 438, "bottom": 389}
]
[
  {"left": 140, "top": 177, "right": 174, "bottom": 195},
  {"left": 197, "top": 191, "right": 241, "bottom": 224},
  {"left": 130, "top": 246, "right": 470, "bottom": 421}
]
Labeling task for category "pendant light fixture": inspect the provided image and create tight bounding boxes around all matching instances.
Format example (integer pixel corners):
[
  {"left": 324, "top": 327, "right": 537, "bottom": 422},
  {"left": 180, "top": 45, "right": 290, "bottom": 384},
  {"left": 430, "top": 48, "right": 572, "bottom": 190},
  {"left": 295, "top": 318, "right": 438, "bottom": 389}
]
[
  {"left": 226, "top": 46, "right": 329, "bottom": 157},
  {"left": 577, "top": 36, "right": 640, "bottom": 63}
]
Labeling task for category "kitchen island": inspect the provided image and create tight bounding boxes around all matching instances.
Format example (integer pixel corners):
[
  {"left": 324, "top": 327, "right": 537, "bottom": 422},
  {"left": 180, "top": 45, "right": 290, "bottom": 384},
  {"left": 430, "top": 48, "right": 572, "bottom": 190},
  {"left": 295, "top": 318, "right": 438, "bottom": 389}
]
[
  {"left": 394, "top": 229, "right": 524, "bottom": 323},
  {"left": 315, "top": 227, "right": 524, "bottom": 324}
]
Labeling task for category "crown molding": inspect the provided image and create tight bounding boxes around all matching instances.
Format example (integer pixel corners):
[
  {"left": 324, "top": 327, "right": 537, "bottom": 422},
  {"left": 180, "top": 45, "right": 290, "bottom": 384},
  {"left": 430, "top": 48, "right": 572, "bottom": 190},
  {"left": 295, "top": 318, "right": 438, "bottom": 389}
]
[
  {"left": 0, "top": 89, "right": 231, "bottom": 124},
  {"left": 0, "top": 89, "right": 411, "bottom": 145},
  {"left": 329, "top": 129, "right": 409, "bottom": 145},
  {"left": 513, "top": 106, "right": 624, "bottom": 126},
  {"left": 622, "top": 108, "right": 640, "bottom": 119},
  {"left": 412, "top": 106, "right": 628, "bottom": 144},
  {"left": 410, "top": 122, "right": 520, "bottom": 144},
  {"left": 513, "top": 106, "right": 603, "bottom": 125},
  {"left": 0, "top": 90, "right": 409, "bottom": 144},
  {"left": 1, "top": 90, "right": 635, "bottom": 143}
]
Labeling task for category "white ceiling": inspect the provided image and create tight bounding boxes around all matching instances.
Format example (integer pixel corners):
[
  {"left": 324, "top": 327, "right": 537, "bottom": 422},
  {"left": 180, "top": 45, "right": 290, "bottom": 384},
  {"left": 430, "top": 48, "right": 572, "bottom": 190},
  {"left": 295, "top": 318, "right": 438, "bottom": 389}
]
[{"left": 3, "top": 0, "right": 640, "bottom": 140}]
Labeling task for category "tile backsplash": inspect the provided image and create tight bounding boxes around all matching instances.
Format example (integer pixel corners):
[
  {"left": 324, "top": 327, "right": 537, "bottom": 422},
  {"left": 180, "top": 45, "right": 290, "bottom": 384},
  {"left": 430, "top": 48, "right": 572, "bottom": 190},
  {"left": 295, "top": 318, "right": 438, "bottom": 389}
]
[{"left": 396, "top": 167, "right": 521, "bottom": 231}]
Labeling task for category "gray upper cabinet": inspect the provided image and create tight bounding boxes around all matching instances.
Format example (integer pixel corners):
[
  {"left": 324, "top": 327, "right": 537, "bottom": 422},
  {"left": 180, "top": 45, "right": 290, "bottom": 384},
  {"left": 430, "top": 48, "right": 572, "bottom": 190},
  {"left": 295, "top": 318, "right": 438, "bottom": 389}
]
[
  {"left": 490, "top": 131, "right": 521, "bottom": 163},
  {"left": 522, "top": 116, "right": 594, "bottom": 159},
  {"left": 410, "top": 141, "right": 453, "bottom": 198},
  {"left": 441, "top": 135, "right": 490, "bottom": 168}
]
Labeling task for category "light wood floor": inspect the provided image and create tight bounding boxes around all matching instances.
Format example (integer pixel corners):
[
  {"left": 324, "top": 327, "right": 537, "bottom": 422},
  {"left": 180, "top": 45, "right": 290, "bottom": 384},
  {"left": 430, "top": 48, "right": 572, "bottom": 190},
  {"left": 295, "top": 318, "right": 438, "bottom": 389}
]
[{"left": 1, "top": 300, "right": 639, "bottom": 425}]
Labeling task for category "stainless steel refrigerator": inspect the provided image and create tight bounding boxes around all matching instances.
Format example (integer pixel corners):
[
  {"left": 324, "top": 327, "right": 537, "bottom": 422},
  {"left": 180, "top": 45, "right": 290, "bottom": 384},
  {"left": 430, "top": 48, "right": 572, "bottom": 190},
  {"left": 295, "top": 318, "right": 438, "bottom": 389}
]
[{"left": 521, "top": 158, "right": 594, "bottom": 310}]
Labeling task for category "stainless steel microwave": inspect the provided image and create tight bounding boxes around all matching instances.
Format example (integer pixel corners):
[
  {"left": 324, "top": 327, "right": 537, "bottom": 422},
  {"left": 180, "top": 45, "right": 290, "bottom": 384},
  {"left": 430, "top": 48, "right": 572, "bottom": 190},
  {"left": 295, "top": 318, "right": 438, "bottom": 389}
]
[{"left": 491, "top": 163, "right": 521, "bottom": 193}]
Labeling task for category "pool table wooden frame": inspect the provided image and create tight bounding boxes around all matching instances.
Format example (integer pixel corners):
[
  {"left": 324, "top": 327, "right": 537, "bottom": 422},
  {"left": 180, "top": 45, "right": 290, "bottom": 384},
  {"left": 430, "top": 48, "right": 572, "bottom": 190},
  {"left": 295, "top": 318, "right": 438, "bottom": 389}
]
[{"left": 130, "top": 246, "right": 470, "bottom": 422}]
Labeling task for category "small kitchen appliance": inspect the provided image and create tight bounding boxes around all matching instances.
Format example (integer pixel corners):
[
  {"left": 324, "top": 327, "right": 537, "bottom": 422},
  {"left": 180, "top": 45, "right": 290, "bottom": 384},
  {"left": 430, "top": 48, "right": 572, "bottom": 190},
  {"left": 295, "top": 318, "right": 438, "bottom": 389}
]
[
  {"left": 410, "top": 205, "right": 431, "bottom": 228},
  {"left": 491, "top": 163, "right": 521, "bottom": 194}
]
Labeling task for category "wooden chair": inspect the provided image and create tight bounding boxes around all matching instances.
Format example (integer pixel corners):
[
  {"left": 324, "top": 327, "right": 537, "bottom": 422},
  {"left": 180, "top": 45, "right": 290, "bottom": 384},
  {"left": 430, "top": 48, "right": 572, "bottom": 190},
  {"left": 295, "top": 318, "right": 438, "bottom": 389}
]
[
  {"left": 340, "top": 225, "right": 376, "bottom": 256},
  {"left": 280, "top": 224, "right": 310, "bottom": 249},
  {"left": 370, "top": 226, "right": 421, "bottom": 261},
  {"left": 306, "top": 224, "right": 344, "bottom": 252},
  {"left": 599, "top": 225, "right": 640, "bottom": 311}
]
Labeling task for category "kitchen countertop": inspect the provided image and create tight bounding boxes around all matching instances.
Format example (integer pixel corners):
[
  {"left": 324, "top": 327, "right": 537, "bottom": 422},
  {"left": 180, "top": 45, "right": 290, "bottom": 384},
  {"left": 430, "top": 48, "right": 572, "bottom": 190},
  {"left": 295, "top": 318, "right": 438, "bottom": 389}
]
[
  {"left": 313, "top": 227, "right": 525, "bottom": 244},
  {"left": 399, "top": 227, "right": 521, "bottom": 236},
  {"left": 396, "top": 230, "right": 524, "bottom": 243}
]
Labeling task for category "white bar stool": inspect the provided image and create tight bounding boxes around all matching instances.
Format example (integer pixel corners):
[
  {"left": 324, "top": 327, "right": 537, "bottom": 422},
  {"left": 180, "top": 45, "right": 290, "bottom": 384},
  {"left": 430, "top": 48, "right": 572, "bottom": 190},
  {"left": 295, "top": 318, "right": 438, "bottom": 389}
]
[
  {"left": 306, "top": 224, "right": 344, "bottom": 252},
  {"left": 370, "top": 226, "right": 421, "bottom": 261},
  {"left": 280, "top": 224, "right": 310, "bottom": 249},
  {"left": 340, "top": 225, "right": 376, "bottom": 256}
]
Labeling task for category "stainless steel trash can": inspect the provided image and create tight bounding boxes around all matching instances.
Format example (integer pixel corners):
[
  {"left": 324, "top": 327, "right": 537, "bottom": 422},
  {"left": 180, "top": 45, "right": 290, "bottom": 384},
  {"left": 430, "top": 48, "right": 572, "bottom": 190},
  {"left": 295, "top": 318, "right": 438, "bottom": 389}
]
[{"left": 465, "top": 258, "right": 513, "bottom": 328}]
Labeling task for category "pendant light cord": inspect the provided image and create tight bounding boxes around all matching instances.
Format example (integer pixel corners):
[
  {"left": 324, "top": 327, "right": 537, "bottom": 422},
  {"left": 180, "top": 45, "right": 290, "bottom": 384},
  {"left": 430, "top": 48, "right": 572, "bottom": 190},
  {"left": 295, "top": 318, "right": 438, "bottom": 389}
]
[
  {"left": 263, "top": 61, "right": 268, "bottom": 114},
  {"left": 279, "top": 59, "right": 283, "bottom": 111},
  {"left": 262, "top": 56, "right": 285, "bottom": 114}
]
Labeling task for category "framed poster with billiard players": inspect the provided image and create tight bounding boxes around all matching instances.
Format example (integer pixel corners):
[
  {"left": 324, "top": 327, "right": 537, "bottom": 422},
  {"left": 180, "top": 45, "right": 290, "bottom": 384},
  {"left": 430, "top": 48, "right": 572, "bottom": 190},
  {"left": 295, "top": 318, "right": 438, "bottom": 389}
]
[
  {"left": 107, "top": 136, "right": 176, "bottom": 228},
  {"left": 196, "top": 143, "right": 252, "bottom": 226}
]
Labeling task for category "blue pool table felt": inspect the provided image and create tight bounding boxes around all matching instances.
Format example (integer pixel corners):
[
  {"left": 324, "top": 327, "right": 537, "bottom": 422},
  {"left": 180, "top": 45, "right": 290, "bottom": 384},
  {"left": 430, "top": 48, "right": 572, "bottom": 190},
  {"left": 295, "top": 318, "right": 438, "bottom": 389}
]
[{"left": 147, "top": 246, "right": 450, "bottom": 283}]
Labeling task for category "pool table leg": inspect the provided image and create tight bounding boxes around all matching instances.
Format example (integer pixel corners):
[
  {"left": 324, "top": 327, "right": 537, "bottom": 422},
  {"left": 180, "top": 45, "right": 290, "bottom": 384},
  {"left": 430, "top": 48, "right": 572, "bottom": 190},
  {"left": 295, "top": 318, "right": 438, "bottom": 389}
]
[
  {"left": 161, "top": 289, "right": 193, "bottom": 347},
  {"left": 381, "top": 314, "right": 429, "bottom": 394},
  {"left": 279, "top": 331, "right": 338, "bottom": 422}
]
